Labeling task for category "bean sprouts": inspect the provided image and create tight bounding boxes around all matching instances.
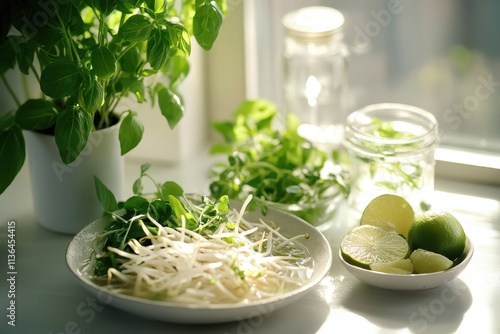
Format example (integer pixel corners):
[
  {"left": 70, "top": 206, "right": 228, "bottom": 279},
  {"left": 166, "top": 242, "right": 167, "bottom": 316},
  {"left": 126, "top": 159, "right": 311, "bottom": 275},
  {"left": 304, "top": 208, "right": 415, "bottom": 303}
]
[{"left": 87, "top": 195, "right": 313, "bottom": 305}]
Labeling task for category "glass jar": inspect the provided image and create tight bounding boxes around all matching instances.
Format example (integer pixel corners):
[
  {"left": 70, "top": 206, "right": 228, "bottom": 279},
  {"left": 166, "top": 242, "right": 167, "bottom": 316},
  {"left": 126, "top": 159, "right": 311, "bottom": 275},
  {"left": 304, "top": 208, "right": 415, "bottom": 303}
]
[
  {"left": 344, "top": 103, "right": 438, "bottom": 215},
  {"left": 282, "top": 6, "right": 349, "bottom": 150}
]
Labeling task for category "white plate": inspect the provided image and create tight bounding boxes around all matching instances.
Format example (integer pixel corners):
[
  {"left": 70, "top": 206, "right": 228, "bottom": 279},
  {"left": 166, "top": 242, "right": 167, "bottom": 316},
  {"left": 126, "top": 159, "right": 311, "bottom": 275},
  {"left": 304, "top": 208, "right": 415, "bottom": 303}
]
[
  {"left": 66, "top": 202, "right": 332, "bottom": 324},
  {"left": 339, "top": 237, "right": 473, "bottom": 291}
]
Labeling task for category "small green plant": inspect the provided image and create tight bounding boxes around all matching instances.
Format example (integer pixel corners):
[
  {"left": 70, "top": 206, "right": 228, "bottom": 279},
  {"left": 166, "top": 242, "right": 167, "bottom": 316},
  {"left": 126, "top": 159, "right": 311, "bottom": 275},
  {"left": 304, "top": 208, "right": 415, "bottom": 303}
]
[
  {"left": 208, "top": 99, "right": 349, "bottom": 220},
  {"left": 0, "top": 0, "right": 226, "bottom": 194},
  {"left": 93, "top": 163, "right": 231, "bottom": 276}
]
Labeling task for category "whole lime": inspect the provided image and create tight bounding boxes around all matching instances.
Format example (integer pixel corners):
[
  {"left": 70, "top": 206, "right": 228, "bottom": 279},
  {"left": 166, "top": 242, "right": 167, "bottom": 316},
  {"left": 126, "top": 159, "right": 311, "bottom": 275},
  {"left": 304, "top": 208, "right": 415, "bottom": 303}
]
[{"left": 408, "top": 211, "right": 466, "bottom": 260}]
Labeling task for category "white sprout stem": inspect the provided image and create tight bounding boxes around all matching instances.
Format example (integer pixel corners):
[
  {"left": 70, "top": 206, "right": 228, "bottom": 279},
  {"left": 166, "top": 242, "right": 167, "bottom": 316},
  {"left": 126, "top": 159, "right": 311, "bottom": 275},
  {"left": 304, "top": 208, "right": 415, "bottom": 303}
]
[{"left": 96, "top": 194, "right": 310, "bottom": 305}]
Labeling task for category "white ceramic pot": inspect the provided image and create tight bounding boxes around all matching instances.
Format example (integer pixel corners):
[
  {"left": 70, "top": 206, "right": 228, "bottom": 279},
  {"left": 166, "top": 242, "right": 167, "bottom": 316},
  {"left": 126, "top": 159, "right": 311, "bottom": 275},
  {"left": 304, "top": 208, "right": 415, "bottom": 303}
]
[{"left": 24, "top": 122, "right": 125, "bottom": 234}]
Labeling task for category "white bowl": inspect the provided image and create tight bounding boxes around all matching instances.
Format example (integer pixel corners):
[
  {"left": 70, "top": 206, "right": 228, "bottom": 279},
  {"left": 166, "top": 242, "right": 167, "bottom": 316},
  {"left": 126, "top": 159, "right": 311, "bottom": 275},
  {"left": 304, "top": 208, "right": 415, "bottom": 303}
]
[
  {"left": 338, "top": 237, "right": 473, "bottom": 291},
  {"left": 66, "top": 201, "right": 332, "bottom": 324}
]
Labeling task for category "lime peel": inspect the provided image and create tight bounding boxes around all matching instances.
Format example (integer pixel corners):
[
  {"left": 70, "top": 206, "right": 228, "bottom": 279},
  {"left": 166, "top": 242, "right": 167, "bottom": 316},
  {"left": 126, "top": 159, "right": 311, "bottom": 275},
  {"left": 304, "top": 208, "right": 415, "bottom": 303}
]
[{"left": 408, "top": 211, "right": 466, "bottom": 261}]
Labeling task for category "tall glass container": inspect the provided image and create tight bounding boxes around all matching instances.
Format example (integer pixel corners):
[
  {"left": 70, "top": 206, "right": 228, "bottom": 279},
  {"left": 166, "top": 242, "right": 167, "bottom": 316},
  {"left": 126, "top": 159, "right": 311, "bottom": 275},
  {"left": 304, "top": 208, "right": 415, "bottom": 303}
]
[
  {"left": 344, "top": 103, "right": 438, "bottom": 215},
  {"left": 282, "top": 6, "right": 349, "bottom": 149}
]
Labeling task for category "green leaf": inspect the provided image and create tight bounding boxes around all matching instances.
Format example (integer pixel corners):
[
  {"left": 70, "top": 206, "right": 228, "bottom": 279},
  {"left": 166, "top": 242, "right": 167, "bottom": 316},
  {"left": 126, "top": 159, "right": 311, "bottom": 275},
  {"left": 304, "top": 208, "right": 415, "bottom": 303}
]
[
  {"left": 116, "top": 0, "right": 145, "bottom": 13},
  {"left": 145, "top": 0, "right": 166, "bottom": 15},
  {"left": 119, "top": 46, "right": 140, "bottom": 73},
  {"left": 157, "top": 85, "right": 183, "bottom": 129},
  {"left": 147, "top": 28, "right": 170, "bottom": 70},
  {"left": 32, "top": 27, "right": 64, "bottom": 46},
  {"left": 166, "top": 21, "right": 191, "bottom": 55},
  {"left": 40, "top": 61, "right": 82, "bottom": 99},
  {"left": 119, "top": 14, "right": 152, "bottom": 43},
  {"left": 163, "top": 49, "right": 189, "bottom": 88},
  {"left": 92, "top": 0, "right": 118, "bottom": 16},
  {"left": 55, "top": 106, "right": 93, "bottom": 164},
  {"left": 94, "top": 176, "right": 119, "bottom": 212},
  {"left": 0, "top": 125, "right": 25, "bottom": 194},
  {"left": 79, "top": 77, "right": 104, "bottom": 113},
  {"left": 140, "top": 163, "right": 151, "bottom": 174},
  {"left": 0, "top": 37, "right": 17, "bottom": 74},
  {"left": 161, "top": 181, "right": 184, "bottom": 198},
  {"left": 130, "top": 78, "right": 146, "bottom": 103},
  {"left": 148, "top": 198, "right": 170, "bottom": 224},
  {"left": 193, "top": 1, "right": 223, "bottom": 51},
  {"left": 119, "top": 111, "right": 144, "bottom": 155},
  {"left": 0, "top": 111, "right": 15, "bottom": 130},
  {"left": 124, "top": 196, "right": 149, "bottom": 214},
  {"left": 168, "top": 195, "right": 197, "bottom": 228},
  {"left": 91, "top": 46, "right": 117, "bottom": 80},
  {"left": 132, "top": 178, "right": 143, "bottom": 195},
  {"left": 217, "top": 195, "right": 229, "bottom": 214},
  {"left": 15, "top": 99, "right": 59, "bottom": 131},
  {"left": 212, "top": 121, "right": 235, "bottom": 142},
  {"left": 15, "top": 39, "right": 36, "bottom": 75}
]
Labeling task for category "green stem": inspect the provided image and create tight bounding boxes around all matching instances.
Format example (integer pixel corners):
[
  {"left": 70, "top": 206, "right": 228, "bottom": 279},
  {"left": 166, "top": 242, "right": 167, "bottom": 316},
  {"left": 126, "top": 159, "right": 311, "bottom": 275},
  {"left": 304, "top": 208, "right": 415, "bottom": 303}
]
[
  {"left": 0, "top": 74, "right": 21, "bottom": 107},
  {"left": 144, "top": 174, "right": 163, "bottom": 196},
  {"left": 29, "top": 63, "right": 41, "bottom": 84}
]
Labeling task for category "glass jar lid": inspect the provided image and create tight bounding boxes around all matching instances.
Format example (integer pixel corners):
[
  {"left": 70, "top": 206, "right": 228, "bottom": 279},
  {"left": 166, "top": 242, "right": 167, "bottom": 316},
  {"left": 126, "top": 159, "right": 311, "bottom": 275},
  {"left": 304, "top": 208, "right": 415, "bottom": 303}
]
[{"left": 282, "top": 6, "right": 345, "bottom": 42}]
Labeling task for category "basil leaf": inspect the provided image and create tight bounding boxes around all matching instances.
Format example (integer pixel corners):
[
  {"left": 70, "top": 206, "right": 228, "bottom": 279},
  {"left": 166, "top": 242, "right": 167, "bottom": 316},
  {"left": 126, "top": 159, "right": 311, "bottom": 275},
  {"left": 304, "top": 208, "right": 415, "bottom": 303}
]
[
  {"left": 119, "top": 14, "right": 152, "bottom": 43},
  {"left": 16, "top": 39, "right": 36, "bottom": 75},
  {"left": 32, "top": 27, "right": 64, "bottom": 46},
  {"left": 91, "top": 46, "right": 117, "bottom": 80},
  {"left": 144, "top": 0, "right": 166, "bottom": 14},
  {"left": 119, "top": 46, "right": 140, "bottom": 73},
  {"left": 166, "top": 22, "right": 191, "bottom": 55},
  {"left": 55, "top": 106, "right": 93, "bottom": 164},
  {"left": 0, "top": 125, "right": 25, "bottom": 194},
  {"left": 116, "top": 0, "right": 144, "bottom": 13},
  {"left": 157, "top": 85, "right": 183, "bottom": 129},
  {"left": 119, "top": 110, "right": 143, "bottom": 155},
  {"left": 92, "top": 0, "right": 118, "bottom": 16},
  {"left": 0, "top": 111, "right": 15, "bottom": 130},
  {"left": 79, "top": 77, "right": 104, "bottom": 113},
  {"left": 147, "top": 28, "right": 170, "bottom": 70},
  {"left": 0, "top": 37, "right": 17, "bottom": 74},
  {"left": 163, "top": 49, "right": 189, "bottom": 88},
  {"left": 15, "top": 99, "right": 59, "bottom": 131},
  {"left": 193, "top": 1, "right": 223, "bottom": 51},
  {"left": 40, "top": 61, "right": 82, "bottom": 99},
  {"left": 94, "top": 176, "right": 119, "bottom": 212}
]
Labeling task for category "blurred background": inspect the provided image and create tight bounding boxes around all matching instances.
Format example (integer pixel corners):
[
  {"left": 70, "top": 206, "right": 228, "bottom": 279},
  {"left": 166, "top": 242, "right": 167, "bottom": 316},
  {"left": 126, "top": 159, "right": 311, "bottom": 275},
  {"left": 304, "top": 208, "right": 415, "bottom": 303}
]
[{"left": 244, "top": 0, "right": 500, "bottom": 153}]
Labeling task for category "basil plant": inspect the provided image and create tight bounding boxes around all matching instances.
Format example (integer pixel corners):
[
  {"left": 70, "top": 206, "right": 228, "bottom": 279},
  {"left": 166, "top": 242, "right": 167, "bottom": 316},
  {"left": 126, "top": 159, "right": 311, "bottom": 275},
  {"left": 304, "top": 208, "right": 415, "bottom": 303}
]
[{"left": 0, "top": 0, "right": 226, "bottom": 194}]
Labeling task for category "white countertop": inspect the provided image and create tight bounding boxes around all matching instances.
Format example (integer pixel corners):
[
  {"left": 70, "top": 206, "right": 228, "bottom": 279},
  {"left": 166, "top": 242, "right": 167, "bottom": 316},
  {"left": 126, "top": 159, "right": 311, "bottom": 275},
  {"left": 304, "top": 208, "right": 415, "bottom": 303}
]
[{"left": 1, "top": 152, "right": 499, "bottom": 334}]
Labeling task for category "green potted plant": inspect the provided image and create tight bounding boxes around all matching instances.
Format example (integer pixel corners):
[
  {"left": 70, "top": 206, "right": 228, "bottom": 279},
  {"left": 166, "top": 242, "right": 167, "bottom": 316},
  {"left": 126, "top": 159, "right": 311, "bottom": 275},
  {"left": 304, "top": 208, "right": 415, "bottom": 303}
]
[{"left": 0, "top": 0, "right": 226, "bottom": 233}]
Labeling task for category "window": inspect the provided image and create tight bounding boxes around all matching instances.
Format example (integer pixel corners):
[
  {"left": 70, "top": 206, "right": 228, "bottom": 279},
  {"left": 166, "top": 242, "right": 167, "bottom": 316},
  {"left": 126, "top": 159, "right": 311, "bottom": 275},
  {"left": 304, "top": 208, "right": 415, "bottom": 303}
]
[{"left": 244, "top": 0, "right": 500, "bottom": 184}]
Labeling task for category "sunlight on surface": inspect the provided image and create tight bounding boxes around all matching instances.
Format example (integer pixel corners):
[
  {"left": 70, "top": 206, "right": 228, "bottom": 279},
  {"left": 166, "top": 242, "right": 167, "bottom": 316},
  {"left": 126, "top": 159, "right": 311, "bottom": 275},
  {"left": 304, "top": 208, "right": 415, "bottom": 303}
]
[{"left": 433, "top": 191, "right": 500, "bottom": 217}]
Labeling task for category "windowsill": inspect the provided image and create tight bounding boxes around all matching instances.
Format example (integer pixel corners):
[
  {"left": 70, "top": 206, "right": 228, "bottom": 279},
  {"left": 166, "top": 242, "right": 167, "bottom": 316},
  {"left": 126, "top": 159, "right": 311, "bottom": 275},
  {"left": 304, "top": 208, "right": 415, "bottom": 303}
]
[{"left": 436, "top": 146, "right": 500, "bottom": 186}]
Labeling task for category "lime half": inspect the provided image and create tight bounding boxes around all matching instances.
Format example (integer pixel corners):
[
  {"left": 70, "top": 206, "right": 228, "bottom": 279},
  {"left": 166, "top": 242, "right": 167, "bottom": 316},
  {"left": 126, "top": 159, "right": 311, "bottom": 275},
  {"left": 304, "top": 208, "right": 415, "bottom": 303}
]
[
  {"left": 360, "top": 194, "right": 415, "bottom": 238},
  {"left": 409, "top": 248, "right": 453, "bottom": 273},
  {"left": 370, "top": 258, "right": 414, "bottom": 274},
  {"left": 340, "top": 225, "right": 410, "bottom": 269}
]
